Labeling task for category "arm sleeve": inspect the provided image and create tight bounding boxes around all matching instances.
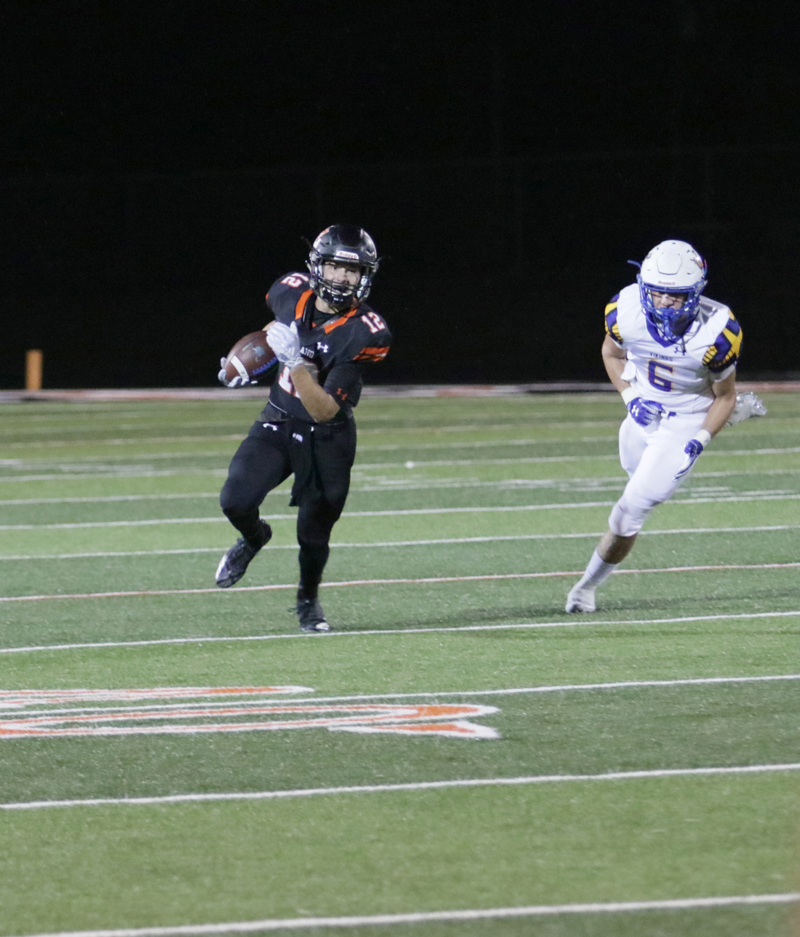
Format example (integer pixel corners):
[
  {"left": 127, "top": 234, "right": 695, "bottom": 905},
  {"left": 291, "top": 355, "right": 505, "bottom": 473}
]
[{"left": 322, "top": 362, "right": 364, "bottom": 409}]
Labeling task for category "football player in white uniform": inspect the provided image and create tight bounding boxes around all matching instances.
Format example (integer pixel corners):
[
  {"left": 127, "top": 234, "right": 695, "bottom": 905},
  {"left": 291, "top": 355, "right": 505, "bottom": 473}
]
[{"left": 565, "top": 240, "right": 742, "bottom": 613}]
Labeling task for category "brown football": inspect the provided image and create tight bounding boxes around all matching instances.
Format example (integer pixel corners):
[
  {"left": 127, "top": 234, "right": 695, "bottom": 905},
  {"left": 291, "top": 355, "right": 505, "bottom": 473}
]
[{"left": 223, "top": 331, "right": 279, "bottom": 384}]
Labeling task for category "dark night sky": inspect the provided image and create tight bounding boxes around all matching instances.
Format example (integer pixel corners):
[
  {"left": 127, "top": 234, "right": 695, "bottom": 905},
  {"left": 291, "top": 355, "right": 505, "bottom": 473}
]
[
  {"left": 2, "top": 1, "right": 799, "bottom": 386},
  {"left": 5, "top": 1, "right": 799, "bottom": 173}
]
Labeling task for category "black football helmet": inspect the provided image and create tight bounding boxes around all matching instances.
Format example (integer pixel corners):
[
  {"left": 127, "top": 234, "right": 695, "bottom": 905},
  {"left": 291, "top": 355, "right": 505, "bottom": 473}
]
[{"left": 306, "top": 224, "right": 379, "bottom": 310}]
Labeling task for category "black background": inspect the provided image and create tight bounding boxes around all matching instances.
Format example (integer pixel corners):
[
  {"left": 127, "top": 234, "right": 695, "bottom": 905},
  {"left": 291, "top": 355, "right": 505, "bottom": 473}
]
[{"left": 2, "top": 1, "right": 798, "bottom": 388}]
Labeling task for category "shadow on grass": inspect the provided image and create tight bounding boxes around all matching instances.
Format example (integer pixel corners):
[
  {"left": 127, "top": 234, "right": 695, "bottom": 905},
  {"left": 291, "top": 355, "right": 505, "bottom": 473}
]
[{"left": 366, "top": 586, "right": 800, "bottom": 633}]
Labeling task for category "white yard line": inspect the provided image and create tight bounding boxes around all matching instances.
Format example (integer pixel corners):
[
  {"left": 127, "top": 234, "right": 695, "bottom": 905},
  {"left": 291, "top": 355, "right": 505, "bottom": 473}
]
[
  {"left": 1, "top": 444, "right": 799, "bottom": 475},
  {"left": 358, "top": 420, "right": 624, "bottom": 434},
  {"left": 0, "top": 453, "right": 797, "bottom": 484},
  {"left": 0, "top": 470, "right": 227, "bottom": 484},
  {"left": 0, "top": 609, "right": 797, "bottom": 654},
  {"left": 2, "top": 468, "right": 799, "bottom": 504},
  {"left": 358, "top": 435, "right": 618, "bottom": 451},
  {"left": 3, "top": 674, "right": 796, "bottom": 716},
  {"left": 4, "top": 434, "right": 623, "bottom": 451},
  {"left": 359, "top": 447, "right": 800, "bottom": 469},
  {"left": 0, "top": 452, "right": 226, "bottom": 467},
  {"left": 2, "top": 762, "right": 800, "bottom": 813},
  {"left": 2, "top": 492, "right": 800, "bottom": 531},
  {"left": 1, "top": 436, "right": 243, "bottom": 450},
  {"left": 1, "top": 524, "right": 797, "bottom": 562},
  {"left": 0, "top": 493, "right": 222, "bottom": 506},
  {"left": 284, "top": 673, "right": 800, "bottom": 705},
  {"left": 2, "top": 562, "right": 800, "bottom": 604},
  {"left": 6, "top": 894, "right": 800, "bottom": 936},
  {"left": 0, "top": 420, "right": 634, "bottom": 441}
]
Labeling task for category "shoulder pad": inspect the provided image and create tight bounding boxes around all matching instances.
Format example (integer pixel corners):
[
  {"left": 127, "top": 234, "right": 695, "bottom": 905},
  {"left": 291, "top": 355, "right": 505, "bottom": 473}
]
[
  {"left": 702, "top": 311, "right": 743, "bottom": 372},
  {"left": 604, "top": 294, "right": 622, "bottom": 343},
  {"left": 267, "top": 273, "right": 313, "bottom": 318},
  {"left": 352, "top": 308, "right": 391, "bottom": 362}
]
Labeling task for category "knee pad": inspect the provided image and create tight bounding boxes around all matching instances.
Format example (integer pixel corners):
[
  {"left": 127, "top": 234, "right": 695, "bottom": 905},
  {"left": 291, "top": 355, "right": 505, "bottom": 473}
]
[
  {"left": 297, "top": 509, "right": 335, "bottom": 550},
  {"left": 608, "top": 494, "right": 656, "bottom": 537},
  {"left": 220, "top": 486, "right": 259, "bottom": 521}
]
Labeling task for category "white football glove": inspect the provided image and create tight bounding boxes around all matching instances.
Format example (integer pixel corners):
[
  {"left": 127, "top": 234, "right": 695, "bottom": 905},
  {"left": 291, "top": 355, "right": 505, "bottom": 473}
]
[
  {"left": 218, "top": 357, "right": 255, "bottom": 389},
  {"left": 267, "top": 322, "right": 304, "bottom": 370}
]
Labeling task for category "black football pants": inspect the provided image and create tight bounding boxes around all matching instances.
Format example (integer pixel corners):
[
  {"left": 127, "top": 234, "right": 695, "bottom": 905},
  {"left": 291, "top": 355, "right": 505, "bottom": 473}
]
[{"left": 219, "top": 417, "right": 357, "bottom": 598}]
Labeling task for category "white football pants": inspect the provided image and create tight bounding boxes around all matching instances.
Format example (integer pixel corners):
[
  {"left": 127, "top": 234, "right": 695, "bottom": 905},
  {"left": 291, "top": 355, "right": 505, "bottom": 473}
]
[{"left": 608, "top": 411, "right": 707, "bottom": 537}]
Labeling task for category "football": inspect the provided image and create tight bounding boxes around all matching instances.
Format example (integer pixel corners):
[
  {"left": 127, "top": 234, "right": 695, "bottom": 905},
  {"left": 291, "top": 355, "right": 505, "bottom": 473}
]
[{"left": 222, "top": 331, "right": 279, "bottom": 384}]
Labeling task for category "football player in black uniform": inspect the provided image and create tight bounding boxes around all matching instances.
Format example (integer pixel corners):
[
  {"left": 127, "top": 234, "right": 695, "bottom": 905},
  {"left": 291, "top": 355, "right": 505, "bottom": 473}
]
[{"left": 215, "top": 225, "right": 392, "bottom": 632}]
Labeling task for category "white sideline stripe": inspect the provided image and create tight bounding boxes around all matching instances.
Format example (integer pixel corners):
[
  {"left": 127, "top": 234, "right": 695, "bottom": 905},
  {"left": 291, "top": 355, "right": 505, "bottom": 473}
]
[
  {"left": 2, "top": 562, "right": 799, "bottom": 604},
  {"left": 1, "top": 609, "right": 798, "bottom": 655},
  {"left": 4, "top": 899, "right": 800, "bottom": 937},
  {"left": 2, "top": 523, "right": 798, "bottom": 562},
  {"left": 2, "top": 492, "right": 800, "bottom": 530},
  {"left": 3, "top": 763, "right": 800, "bottom": 814}
]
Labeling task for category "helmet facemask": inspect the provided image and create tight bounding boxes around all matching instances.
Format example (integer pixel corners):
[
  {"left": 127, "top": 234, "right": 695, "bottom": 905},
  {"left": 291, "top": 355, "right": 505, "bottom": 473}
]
[
  {"left": 307, "top": 255, "right": 376, "bottom": 310},
  {"left": 638, "top": 278, "right": 705, "bottom": 341}
]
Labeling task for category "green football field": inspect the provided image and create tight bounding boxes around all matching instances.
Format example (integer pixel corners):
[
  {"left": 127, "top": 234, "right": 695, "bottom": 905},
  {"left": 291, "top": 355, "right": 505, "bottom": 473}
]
[{"left": 0, "top": 389, "right": 798, "bottom": 937}]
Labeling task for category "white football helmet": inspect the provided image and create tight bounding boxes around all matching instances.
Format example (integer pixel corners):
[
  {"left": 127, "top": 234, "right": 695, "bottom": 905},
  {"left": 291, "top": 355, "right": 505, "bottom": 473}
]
[{"left": 635, "top": 240, "right": 708, "bottom": 341}]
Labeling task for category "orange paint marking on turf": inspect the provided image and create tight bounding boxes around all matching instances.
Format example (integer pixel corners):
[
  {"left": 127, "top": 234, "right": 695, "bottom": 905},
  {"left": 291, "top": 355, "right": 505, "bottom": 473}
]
[
  {"left": 0, "top": 691, "right": 500, "bottom": 740},
  {"left": 0, "top": 686, "right": 312, "bottom": 709}
]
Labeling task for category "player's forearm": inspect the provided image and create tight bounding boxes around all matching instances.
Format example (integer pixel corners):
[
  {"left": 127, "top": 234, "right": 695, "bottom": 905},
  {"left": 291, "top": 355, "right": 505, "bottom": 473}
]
[
  {"left": 702, "top": 386, "right": 737, "bottom": 437},
  {"left": 290, "top": 366, "right": 340, "bottom": 422},
  {"left": 601, "top": 338, "right": 629, "bottom": 394}
]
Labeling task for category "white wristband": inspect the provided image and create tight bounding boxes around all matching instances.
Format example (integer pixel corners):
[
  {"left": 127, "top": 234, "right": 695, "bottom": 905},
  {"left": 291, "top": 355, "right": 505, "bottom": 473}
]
[
  {"left": 620, "top": 386, "right": 638, "bottom": 405},
  {"left": 695, "top": 429, "right": 712, "bottom": 447}
]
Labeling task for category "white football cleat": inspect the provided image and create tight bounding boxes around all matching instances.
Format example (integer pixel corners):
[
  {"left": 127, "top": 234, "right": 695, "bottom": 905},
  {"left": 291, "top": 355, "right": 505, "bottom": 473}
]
[
  {"left": 726, "top": 391, "right": 767, "bottom": 426},
  {"left": 565, "top": 585, "right": 596, "bottom": 613}
]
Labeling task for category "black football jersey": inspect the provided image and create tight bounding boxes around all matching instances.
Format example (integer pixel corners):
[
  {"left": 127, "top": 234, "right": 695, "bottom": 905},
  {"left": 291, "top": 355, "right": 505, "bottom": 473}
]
[{"left": 261, "top": 272, "right": 391, "bottom": 423}]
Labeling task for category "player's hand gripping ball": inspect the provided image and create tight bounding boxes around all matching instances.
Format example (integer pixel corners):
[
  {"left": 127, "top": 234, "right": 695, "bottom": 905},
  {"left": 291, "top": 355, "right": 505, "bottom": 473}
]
[
  {"left": 218, "top": 331, "right": 279, "bottom": 388},
  {"left": 265, "top": 321, "right": 305, "bottom": 370}
]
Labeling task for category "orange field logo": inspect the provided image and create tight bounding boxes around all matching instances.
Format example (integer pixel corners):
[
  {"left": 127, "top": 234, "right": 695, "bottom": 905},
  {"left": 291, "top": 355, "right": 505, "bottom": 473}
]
[{"left": 0, "top": 687, "right": 500, "bottom": 740}]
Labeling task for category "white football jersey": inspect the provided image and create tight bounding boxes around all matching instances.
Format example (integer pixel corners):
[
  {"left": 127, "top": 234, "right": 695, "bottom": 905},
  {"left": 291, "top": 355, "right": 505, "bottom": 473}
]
[{"left": 605, "top": 283, "right": 742, "bottom": 414}]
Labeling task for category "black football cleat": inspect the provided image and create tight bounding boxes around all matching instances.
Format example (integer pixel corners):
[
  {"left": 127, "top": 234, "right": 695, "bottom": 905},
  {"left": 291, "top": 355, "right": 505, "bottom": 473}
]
[
  {"left": 215, "top": 520, "right": 272, "bottom": 588},
  {"left": 296, "top": 597, "right": 330, "bottom": 632}
]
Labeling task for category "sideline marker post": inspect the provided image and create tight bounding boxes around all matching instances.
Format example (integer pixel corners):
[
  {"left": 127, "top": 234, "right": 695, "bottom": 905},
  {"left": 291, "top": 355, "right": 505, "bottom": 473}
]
[{"left": 25, "top": 349, "right": 42, "bottom": 391}]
